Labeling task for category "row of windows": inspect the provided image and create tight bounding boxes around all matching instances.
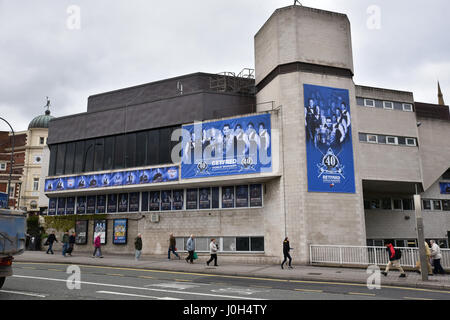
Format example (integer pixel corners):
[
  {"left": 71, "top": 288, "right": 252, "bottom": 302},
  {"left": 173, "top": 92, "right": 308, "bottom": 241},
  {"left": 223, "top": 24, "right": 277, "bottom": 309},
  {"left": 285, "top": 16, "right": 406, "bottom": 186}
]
[
  {"left": 364, "top": 198, "right": 450, "bottom": 211},
  {"left": 357, "top": 98, "right": 414, "bottom": 112},
  {"left": 175, "top": 236, "right": 265, "bottom": 252},
  {"left": 367, "top": 239, "right": 449, "bottom": 249},
  {"left": 47, "top": 184, "right": 264, "bottom": 215},
  {"left": 48, "top": 126, "right": 180, "bottom": 177},
  {"left": 359, "top": 133, "right": 417, "bottom": 146}
]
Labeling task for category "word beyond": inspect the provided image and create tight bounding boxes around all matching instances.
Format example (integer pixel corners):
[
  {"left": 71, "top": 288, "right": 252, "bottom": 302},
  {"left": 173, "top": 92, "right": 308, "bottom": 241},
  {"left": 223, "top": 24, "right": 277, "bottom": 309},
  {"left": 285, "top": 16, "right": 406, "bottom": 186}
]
[{"left": 183, "top": 304, "right": 267, "bottom": 318}]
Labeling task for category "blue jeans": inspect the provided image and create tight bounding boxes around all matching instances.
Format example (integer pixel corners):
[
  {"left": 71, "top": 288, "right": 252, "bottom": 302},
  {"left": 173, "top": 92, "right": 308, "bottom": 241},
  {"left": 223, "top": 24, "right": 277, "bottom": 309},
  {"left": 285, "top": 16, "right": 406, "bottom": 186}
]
[
  {"left": 168, "top": 246, "right": 179, "bottom": 259},
  {"left": 47, "top": 242, "right": 54, "bottom": 254},
  {"left": 135, "top": 250, "right": 142, "bottom": 260},
  {"left": 62, "top": 243, "right": 68, "bottom": 256}
]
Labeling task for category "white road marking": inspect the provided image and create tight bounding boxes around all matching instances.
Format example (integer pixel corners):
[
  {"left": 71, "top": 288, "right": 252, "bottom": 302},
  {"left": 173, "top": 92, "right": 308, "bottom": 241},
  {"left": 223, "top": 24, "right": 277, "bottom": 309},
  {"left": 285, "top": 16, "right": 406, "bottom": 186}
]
[
  {"left": 145, "top": 282, "right": 209, "bottom": 290},
  {"left": 13, "top": 275, "right": 265, "bottom": 300},
  {"left": 97, "top": 291, "right": 181, "bottom": 300},
  {"left": 211, "top": 287, "right": 270, "bottom": 295},
  {"left": 0, "top": 289, "right": 47, "bottom": 298}
]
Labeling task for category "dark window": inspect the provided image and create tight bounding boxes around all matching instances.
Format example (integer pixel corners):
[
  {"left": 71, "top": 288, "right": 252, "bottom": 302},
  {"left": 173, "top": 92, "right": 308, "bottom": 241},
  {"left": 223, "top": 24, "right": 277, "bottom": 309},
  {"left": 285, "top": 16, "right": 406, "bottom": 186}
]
[
  {"left": 364, "top": 200, "right": 371, "bottom": 210},
  {"left": 129, "top": 192, "right": 140, "bottom": 212},
  {"left": 136, "top": 131, "right": 147, "bottom": 167},
  {"left": 377, "top": 135, "right": 386, "bottom": 144},
  {"left": 96, "top": 195, "right": 106, "bottom": 214},
  {"left": 222, "top": 186, "right": 235, "bottom": 208},
  {"left": 422, "top": 200, "right": 432, "bottom": 210},
  {"left": 74, "top": 141, "right": 85, "bottom": 173},
  {"left": 212, "top": 187, "right": 220, "bottom": 209},
  {"left": 118, "top": 193, "right": 129, "bottom": 212},
  {"left": 103, "top": 136, "right": 114, "bottom": 170},
  {"left": 236, "top": 237, "right": 250, "bottom": 251},
  {"left": 125, "top": 133, "right": 136, "bottom": 168},
  {"left": 48, "top": 145, "right": 57, "bottom": 176},
  {"left": 94, "top": 138, "right": 104, "bottom": 171},
  {"left": 83, "top": 140, "right": 95, "bottom": 172},
  {"left": 402, "top": 199, "right": 414, "bottom": 211},
  {"left": 443, "top": 169, "right": 450, "bottom": 180},
  {"left": 381, "top": 198, "right": 392, "bottom": 210},
  {"left": 147, "top": 129, "right": 160, "bottom": 165},
  {"left": 393, "top": 199, "right": 402, "bottom": 210},
  {"left": 159, "top": 127, "right": 172, "bottom": 164},
  {"left": 161, "top": 190, "right": 172, "bottom": 211},
  {"left": 236, "top": 185, "right": 249, "bottom": 208},
  {"left": 433, "top": 200, "right": 442, "bottom": 210},
  {"left": 64, "top": 142, "right": 75, "bottom": 174},
  {"left": 250, "top": 184, "right": 262, "bottom": 207},
  {"left": 199, "top": 188, "right": 211, "bottom": 209},
  {"left": 186, "top": 189, "right": 198, "bottom": 210},
  {"left": 141, "top": 192, "right": 149, "bottom": 212},
  {"left": 443, "top": 200, "right": 450, "bottom": 211},
  {"left": 55, "top": 144, "right": 66, "bottom": 175},
  {"left": 172, "top": 190, "right": 183, "bottom": 210},
  {"left": 250, "top": 237, "right": 264, "bottom": 251},
  {"left": 358, "top": 133, "right": 367, "bottom": 142},
  {"left": 76, "top": 196, "right": 86, "bottom": 214},
  {"left": 398, "top": 137, "right": 406, "bottom": 145},
  {"left": 114, "top": 135, "right": 126, "bottom": 169},
  {"left": 86, "top": 196, "right": 96, "bottom": 214},
  {"left": 40, "top": 137, "right": 45, "bottom": 144},
  {"left": 149, "top": 191, "right": 160, "bottom": 211},
  {"left": 107, "top": 194, "right": 118, "bottom": 213}
]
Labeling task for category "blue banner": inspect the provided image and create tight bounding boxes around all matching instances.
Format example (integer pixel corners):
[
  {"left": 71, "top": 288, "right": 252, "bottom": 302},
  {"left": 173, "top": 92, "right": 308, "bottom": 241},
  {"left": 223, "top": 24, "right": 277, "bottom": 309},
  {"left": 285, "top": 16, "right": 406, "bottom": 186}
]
[
  {"left": 440, "top": 183, "right": 450, "bottom": 194},
  {"left": 304, "top": 84, "right": 356, "bottom": 193},
  {"left": 48, "top": 198, "right": 57, "bottom": 215},
  {"left": 45, "top": 166, "right": 179, "bottom": 192},
  {"left": 113, "top": 219, "right": 127, "bottom": 244},
  {"left": 0, "top": 192, "right": 7, "bottom": 209},
  {"left": 181, "top": 114, "right": 272, "bottom": 179},
  {"left": 57, "top": 198, "right": 66, "bottom": 215}
]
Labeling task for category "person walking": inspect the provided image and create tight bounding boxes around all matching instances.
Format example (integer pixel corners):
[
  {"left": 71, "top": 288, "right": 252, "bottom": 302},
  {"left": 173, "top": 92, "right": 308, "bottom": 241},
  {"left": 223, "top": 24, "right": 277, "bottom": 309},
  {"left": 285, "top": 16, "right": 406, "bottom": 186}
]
[
  {"left": 415, "top": 241, "right": 433, "bottom": 276},
  {"left": 281, "top": 237, "right": 293, "bottom": 269},
  {"left": 168, "top": 233, "right": 180, "bottom": 260},
  {"left": 46, "top": 231, "right": 57, "bottom": 254},
  {"left": 134, "top": 233, "right": 143, "bottom": 261},
  {"left": 62, "top": 231, "right": 70, "bottom": 257},
  {"left": 381, "top": 242, "right": 406, "bottom": 277},
  {"left": 430, "top": 240, "right": 446, "bottom": 275},
  {"left": 92, "top": 234, "right": 103, "bottom": 258},
  {"left": 67, "top": 232, "right": 76, "bottom": 256},
  {"left": 206, "top": 238, "right": 218, "bottom": 266},
  {"left": 185, "top": 234, "right": 195, "bottom": 264}
]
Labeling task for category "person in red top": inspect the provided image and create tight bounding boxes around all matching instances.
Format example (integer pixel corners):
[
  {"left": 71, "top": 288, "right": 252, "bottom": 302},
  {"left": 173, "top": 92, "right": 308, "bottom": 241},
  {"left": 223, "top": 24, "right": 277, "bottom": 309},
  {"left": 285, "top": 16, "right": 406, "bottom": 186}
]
[
  {"left": 381, "top": 243, "right": 406, "bottom": 277},
  {"left": 92, "top": 235, "right": 103, "bottom": 258}
]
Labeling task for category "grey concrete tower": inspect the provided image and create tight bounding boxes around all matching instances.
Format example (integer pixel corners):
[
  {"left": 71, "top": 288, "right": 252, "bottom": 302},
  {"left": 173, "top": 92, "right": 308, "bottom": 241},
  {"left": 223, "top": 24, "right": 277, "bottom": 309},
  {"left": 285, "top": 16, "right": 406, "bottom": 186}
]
[{"left": 255, "top": 5, "right": 366, "bottom": 263}]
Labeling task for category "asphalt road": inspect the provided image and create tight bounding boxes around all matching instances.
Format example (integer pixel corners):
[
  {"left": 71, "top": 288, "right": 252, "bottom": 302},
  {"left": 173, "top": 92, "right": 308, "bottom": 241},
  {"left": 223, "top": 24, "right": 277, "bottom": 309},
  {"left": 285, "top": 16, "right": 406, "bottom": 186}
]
[{"left": 1, "top": 262, "right": 450, "bottom": 301}]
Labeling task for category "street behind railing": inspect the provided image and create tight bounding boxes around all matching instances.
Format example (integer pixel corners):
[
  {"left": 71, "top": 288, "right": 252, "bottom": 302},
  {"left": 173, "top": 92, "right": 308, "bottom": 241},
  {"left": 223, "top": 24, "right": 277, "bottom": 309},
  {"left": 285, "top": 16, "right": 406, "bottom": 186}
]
[{"left": 310, "top": 245, "right": 450, "bottom": 269}]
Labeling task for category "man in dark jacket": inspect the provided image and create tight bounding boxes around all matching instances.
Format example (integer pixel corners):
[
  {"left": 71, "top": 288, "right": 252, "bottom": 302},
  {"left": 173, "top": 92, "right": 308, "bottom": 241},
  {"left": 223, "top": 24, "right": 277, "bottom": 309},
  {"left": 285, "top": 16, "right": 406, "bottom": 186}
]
[
  {"left": 46, "top": 231, "right": 57, "bottom": 255},
  {"left": 67, "top": 232, "right": 76, "bottom": 256},
  {"left": 168, "top": 233, "right": 180, "bottom": 260},
  {"left": 62, "top": 231, "right": 70, "bottom": 257},
  {"left": 281, "top": 237, "right": 293, "bottom": 269},
  {"left": 134, "top": 233, "right": 143, "bottom": 261},
  {"left": 381, "top": 243, "right": 406, "bottom": 277}
]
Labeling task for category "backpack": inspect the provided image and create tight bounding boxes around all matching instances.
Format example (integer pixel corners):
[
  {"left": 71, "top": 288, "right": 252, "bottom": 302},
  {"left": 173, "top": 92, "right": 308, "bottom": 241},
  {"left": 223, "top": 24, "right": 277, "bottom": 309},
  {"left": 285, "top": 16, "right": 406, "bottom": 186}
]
[{"left": 394, "top": 249, "right": 402, "bottom": 260}]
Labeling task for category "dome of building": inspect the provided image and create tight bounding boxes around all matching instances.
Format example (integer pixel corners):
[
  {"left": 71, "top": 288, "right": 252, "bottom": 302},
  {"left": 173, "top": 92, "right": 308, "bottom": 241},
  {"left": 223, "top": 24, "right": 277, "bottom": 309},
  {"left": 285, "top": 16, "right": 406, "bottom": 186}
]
[{"left": 28, "top": 109, "right": 55, "bottom": 129}]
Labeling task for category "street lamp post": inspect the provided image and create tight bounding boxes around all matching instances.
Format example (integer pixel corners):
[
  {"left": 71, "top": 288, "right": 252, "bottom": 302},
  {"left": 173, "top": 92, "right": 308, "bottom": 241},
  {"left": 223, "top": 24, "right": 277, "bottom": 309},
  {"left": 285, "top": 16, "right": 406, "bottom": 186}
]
[{"left": 0, "top": 117, "right": 15, "bottom": 210}]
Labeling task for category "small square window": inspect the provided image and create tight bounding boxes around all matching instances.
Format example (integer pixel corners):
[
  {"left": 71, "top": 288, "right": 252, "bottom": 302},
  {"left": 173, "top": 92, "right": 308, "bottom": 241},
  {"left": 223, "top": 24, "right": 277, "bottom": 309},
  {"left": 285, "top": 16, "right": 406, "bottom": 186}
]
[
  {"left": 367, "top": 135, "right": 378, "bottom": 143},
  {"left": 443, "top": 200, "right": 450, "bottom": 211},
  {"left": 39, "top": 137, "right": 45, "bottom": 145},
  {"left": 370, "top": 200, "right": 380, "bottom": 209},
  {"left": 364, "top": 99, "right": 375, "bottom": 107},
  {"left": 433, "top": 200, "right": 442, "bottom": 210},
  {"left": 403, "top": 104, "right": 413, "bottom": 112},
  {"left": 383, "top": 101, "right": 394, "bottom": 110},
  {"left": 381, "top": 198, "right": 392, "bottom": 210},
  {"left": 0, "top": 163, "right": 6, "bottom": 171},
  {"left": 422, "top": 200, "right": 431, "bottom": 210},
  {"left": 393, "top": 199, "right": 402, "bottom": 210},
  {"left": 402, "top": 199, "right": 414, "bottom": 211},
  {"left": 406, "top": 138, "right": 416, "bottom": 146},
  {"left": 386, "top": 136, "right": 398, "bottom": 145}
]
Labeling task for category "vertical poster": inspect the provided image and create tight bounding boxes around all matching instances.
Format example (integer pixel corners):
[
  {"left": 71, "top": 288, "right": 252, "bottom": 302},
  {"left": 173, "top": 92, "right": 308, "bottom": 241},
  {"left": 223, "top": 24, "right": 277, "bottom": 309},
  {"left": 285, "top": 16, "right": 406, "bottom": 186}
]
[
  {"left": 172, "top": 190, "right": 184, "bottom": 210},
  {"left": 86, "top": 195, "right": 96, "bottom": 214},
  {"left": 57, "top": 197, "right": 66, "bottom": 215},
  {"left": 303, "top": 84, "right": 356, "bottom": 193},
  {"left": 222, "top": 186, "right": 235, "bottom": 208},
  {"left": 76, "top": 196, "right": 86, "bottom": 214},
  {"left": 129, "top": 192, "right": 140, "bottom": 212},
  {"left": 96, "top": 195, "right": 106, "bottom": 214},
  {"left": 66, "top": 197, "right": 75, "bottom": 215},
  {"left": 75, "top": 220, "right": 88, "bottom": 245},
  {"left": 199, "top": 188, "right": 211, "bottom": 209},
  {"left": 161, "top": 190, "right": 172, "bottom": 211},
  {"left": 118, "top": 193, "right": 129, "bottom": 212},
  {"left": 186, "top": 189, "right": 198, "bottom": 210},
  {"left": 141, "top": 192, "right": 149, "bottom": 212},
  {"left": 48, "top": 198, "right": 57, "bottom": 215},
  {"left": 93, "top": 220, "right": 107, "bottom": 244},
  {"left": 236, "top": 185, "right": 249, "bottom": 208},
  {"left": 107, "top": 194, "right": 117, "bottom": 213},
  {"left": 113, "top": 219, "right": 128, "bottom": 244},
  {"left": 149, "top": 191, "right": 160, "bottom": 211},
  {"left": 250, "top": 184, "right": 262, "bottom": 207}
]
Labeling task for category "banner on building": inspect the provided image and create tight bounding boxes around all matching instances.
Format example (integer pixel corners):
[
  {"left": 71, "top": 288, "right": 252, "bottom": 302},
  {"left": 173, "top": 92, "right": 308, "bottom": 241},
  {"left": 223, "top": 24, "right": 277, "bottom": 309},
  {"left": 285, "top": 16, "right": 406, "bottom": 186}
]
[
  {"left": 75, "top": 220, "right": 88, "bottom": 245},
  {"left": 440, "top": 183, "right": 450, "bottom": 194},
  {"left": 45, "top": 166, "right": 179, "bottom": 193},
  {"left": 66, "top": 197, "right": 75, "bottom": 215},
  {"left": 48, "top": 198, "right": 57, "bottom": 215},
  {"left": 0, "top": 192, "right": 8, "bottom": 209},
  {"left": 93, "top": 220, "right": 107, "bottom": 245},
  {"left": 113, "top": 219, "right": 127, "bottom": 245},
  {"left": 181, "top": 114, "right": 272, "bottom": 179},
  {"left": 303, "top": 84, "right": 356, "bottom": 193},
  {"left": 57, "top": 198, "right": 66, "bottom": 215}
]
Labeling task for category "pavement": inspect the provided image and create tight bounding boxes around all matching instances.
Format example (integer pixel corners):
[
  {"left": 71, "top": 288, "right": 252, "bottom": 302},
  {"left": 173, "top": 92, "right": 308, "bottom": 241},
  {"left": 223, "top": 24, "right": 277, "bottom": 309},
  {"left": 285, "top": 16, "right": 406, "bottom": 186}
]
[{"left": 14, "top": 250, "right": 450, "bottom": 291}]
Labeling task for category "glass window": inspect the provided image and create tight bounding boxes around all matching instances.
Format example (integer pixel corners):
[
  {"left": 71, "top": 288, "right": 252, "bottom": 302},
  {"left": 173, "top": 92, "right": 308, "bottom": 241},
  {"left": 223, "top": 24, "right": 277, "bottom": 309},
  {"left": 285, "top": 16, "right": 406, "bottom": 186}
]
[
  {"left": 433, "top": 200, "right": 442, "bottom": 210},
  {"left": 377, "top": 135, "right": 386, "bottom": 144},
  {"left": 395, "top": 240, "right": 406, "bottom": 248},
  {"left": 369, "top": 199, "right": 380, "bottom": 209},
  {"left": 141, "top": 192, "right": 149, "bottom": 212},
  {"left": 147, "top": 129, "right": 160, "bottom": 165},
  {"left": 374, "top": 240, "right": 384, "bottom": 247},
  {"left": 129, "top": 192, "right": 140, "bottom": 212},
  {"left": 107, "top": 194, "right": 118, "bottom": 213},
  {"left": 64, "top": 142, "right": 75, "bottom": 174},
  {"left": 136, "top": 131, "right": 148, "bottom": 167},
  {"left": 236, "top": 237, "right": 250, "bottom": 251},
  {"left": 48, "top": 146, "right": 57, "bottom": 176},
  {"left": 186, "top": 189, "right": 198, "bottom": 210},
  {"left": 393, "top": 199, "right": 402, "bottom": 210},
  {"left": 73, "top": 141, "right": 85, "bottom": 173},
  {"left": 364, "top": 200, "right": 371, "bottom": 210},
  {"left": 406, "top": 138, "right": 416, "bottom": 146},
  {"left": 172, "top": 190, "right": 184, "bottom": 210},
  {"left": 222, "top": 237, "right": 236, "bottom": 252},
  {"left": 422, "top": 200, "right": 431, "bottom": 210},
  {"left": 442, "top": 200, "right": 450, "bottom": 211},
  {"left": 159, "top": 127, "right": 172, "bottom": 164},
  {"left": 383, "top": 101, "right": 394, "bottom": 110},
  {"left": 96, "top": 195, "right": 106, "bottom": 214},
  {"left": 367, "top": 135, "right": 378, "bottom": 143},
  {"left": 86, "top": 196, "right": 96, "bottom": 214},
  {"left": 195, "top": 237, "right": 209, "bottom": 252},
  {"left": 175, "top": 237, "right": 185, "bottom": 251},
  {"left": 57, "top": 198, "right": 66, "bottom": 215},
  {"left": 250, "top": 184, "right": 263, "bottom": 207},
  {"left": 386, "top": 136, "right": 398, "bottom": 145},
  {"left": 250, "top": 237, "right": 264, "bottom": 252},
  {"left": 402, "top": 199, "right": 414, "bottom": 211},
  {"left": 149, "top": 191, "right": 160, "bottom": 211},
  {"left": 40, "top": 137, "right": 45, "bottom": 144},
  {"left": 114, "top": 135, "right": 126, "bottom": 169},
  {"left": 397, "top": 137, "right": 406, "bottom": 145},
  {"left": 118, "top": 193, "right": 129, "bottom": 212},
  {"left": 364, "top": 99, "right": 375, "bottom": 107},
  {"left": 33, "top": 178, "right": 39, "bottom": 191},
  {"left": 222, "top": 186, "right": 235, "bottom": 208},
  {"left": 199, "top": 188, "right": 211, "bottom": 209},
  {"left": 125, "top": 133, "right": 136, "bottom": 168},
  {"left": 236, "top": 185, "right": 249, "bottom": 208},
  {"left": 161, "top": 190, "right": 172, "bottom": 211},
  {"left": 76, "top": 196, "right": 86, "bottom": 214},
  {"left": 358, "top": 133, "right": 367, "bottom": 142},
  {"left": 55, "top": 144, "right": 66, "bottom": 175},
  {"left": 83, "top": 140, "right": 95, "bottom": 172},
  {"left": 103, "top": 136, "right": 115, "bottom": 170},
  {"left": 403, "top": 104, "right": 413, "bottom": 112},
  {"left": 66, "top": 197, "right": 75, "bottom": 215},
  {"left": 212, "top": 187, "right": 220, "bottom": 209},
  {"left": 381, "top": 198, "right": 392, "bottom": 210},
  {"left": 94, "top": 138, "right": 104, "bottom": 171}
]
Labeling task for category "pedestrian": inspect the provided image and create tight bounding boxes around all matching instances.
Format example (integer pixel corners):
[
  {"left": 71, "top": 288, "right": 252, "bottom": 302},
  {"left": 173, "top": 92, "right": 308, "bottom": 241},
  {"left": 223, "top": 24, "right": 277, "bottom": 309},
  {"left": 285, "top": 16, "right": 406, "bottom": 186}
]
[
  {"left": 415, "top": 241, "right": 433, "bottom": 276},
  {"left": 430, "top": 240, "right": 446, "bottom": 275},
  {"left": 62, "top": 231, "right": 70, "bottom": 257},
  {"left": 45, "top": 231, "right": 57, "bottom": 255},
  {"left": 92, "top": 234, "right": 103, "bottom": 258},
  {"left": 168, "top": 233, "right": 180, "bottom": 260},
  {"left": 185, "top": 234, "right": 195, "bottom": 264},
  {"left": 135, "top": 233, "right": 143, "bottom": 261},
  {"left": 381, "top": 242, "right": 406, "bottom": 277},
  {"left": 281, "top": 237, "right": 293, "bottom": 269},
  {"left": 206, "top": 238, "right": 218, "bottom": 266},
  {"left": 67, "top": 232, "right": 76, "bottom": 256}
]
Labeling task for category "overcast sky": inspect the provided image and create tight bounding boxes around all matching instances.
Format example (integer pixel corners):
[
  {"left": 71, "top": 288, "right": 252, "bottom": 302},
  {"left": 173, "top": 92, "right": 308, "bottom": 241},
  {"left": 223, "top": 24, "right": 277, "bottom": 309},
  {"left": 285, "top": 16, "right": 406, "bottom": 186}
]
[{"left": 0, "top": 0, "right": 449, "bottom": 131}]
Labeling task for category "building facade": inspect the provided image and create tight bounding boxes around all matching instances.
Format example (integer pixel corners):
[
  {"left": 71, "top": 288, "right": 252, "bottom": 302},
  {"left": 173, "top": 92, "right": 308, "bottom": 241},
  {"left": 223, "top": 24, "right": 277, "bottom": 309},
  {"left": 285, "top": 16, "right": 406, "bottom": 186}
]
[{"left": 44, "top": 5, "right": 450, "bottom": 263}]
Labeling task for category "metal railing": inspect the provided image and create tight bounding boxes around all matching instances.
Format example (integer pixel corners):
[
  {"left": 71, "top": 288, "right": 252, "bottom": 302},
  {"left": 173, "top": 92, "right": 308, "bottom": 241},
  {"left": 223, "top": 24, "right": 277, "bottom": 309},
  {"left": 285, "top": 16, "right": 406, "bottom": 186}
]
[{"left": 310, "top": 245, "right": 450, "bottom": 269}]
